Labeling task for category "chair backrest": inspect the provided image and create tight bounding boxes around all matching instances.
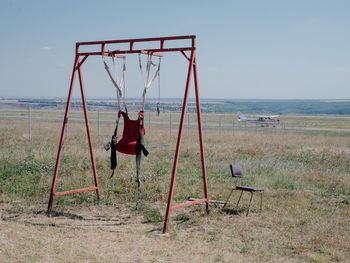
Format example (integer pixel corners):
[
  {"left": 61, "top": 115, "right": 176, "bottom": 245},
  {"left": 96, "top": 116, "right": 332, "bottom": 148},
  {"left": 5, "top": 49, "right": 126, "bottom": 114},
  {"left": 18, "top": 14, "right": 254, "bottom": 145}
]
[{"left": 230, "top": 164, "right": 243, "bottom": 178}]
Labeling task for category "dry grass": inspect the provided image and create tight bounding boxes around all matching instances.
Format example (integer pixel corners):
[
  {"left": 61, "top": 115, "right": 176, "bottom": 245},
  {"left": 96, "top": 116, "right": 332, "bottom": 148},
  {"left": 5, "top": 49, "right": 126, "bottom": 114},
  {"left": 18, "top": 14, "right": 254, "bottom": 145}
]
[{"left": 1, "top": 116, "right": 350, "bottom": 262}]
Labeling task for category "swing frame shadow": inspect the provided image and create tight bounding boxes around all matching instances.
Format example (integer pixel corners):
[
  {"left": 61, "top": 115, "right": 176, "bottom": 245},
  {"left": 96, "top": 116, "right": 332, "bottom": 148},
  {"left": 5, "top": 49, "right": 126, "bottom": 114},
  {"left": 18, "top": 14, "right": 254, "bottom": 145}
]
[{"left": 46, "top": 35, "right": 209, "bottom": 233}]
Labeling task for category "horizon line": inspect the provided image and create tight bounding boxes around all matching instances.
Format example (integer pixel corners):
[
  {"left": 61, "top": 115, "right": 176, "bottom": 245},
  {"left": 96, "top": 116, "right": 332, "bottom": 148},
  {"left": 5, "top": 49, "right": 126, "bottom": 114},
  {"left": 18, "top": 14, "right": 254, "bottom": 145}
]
[{"left": 1, "top": 96, "right": 350, "bottom": 101}]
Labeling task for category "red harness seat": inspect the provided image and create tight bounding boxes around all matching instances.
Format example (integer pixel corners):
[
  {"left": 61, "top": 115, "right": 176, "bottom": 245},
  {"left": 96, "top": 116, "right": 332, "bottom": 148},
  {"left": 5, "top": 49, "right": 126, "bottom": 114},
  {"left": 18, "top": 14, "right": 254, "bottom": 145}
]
[{"left": 116, "top": 111, "right": 145, "bottom": 155}]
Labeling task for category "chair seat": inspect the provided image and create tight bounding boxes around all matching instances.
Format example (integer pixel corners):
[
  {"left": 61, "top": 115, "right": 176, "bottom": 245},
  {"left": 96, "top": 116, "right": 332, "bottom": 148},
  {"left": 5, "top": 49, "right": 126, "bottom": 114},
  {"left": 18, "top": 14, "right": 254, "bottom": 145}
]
[{"left": 236, "top": 186, "right": 264, "bottom": 192}]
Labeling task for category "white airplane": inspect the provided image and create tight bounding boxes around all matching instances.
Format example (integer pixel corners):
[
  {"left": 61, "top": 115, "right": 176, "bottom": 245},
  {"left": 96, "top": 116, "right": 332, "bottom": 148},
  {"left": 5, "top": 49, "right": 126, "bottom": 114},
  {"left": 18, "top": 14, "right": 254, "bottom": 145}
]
[{"left": 237, "top": 112, "right": 280, "bottom": 127}]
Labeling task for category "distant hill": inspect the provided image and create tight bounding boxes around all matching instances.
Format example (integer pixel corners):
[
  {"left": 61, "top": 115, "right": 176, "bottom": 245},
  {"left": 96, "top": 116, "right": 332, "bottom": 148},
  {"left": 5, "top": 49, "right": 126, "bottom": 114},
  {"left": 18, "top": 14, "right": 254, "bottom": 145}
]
[
  {"left": 1, "top": 98, "right": 350, "bottom": 115},
  {"left": 202, "top": 99, "right": 350, "bottom": 115}
]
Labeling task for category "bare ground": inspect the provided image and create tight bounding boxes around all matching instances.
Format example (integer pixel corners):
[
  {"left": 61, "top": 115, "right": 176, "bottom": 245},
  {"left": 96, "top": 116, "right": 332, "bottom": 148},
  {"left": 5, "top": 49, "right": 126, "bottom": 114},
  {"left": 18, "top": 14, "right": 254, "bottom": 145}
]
[
  {"left": 1, "top": 192, "right": 350, "bottom": 263},
  {"left": 1, "top": 202, "right": 241, "bottom": 263}
]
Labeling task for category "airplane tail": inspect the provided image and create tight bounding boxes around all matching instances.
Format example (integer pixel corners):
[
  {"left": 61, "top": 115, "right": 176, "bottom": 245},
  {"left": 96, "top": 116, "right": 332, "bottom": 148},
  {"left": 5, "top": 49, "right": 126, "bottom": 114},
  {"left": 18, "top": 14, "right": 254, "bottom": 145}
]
[{"left": 237, "top": 112, "right": 246, "bottom": 121}]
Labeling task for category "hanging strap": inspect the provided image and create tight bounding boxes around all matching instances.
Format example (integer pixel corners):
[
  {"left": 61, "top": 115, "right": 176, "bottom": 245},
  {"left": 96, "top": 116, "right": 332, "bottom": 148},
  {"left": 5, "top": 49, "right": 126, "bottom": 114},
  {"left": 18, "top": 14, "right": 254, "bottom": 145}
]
[
  {"left": 156, "top": 69, "right": 161, "bottom": 116},
  {"left": 103, "top": 53, "right": 126, "bottom": 111},
  {"left": 104, "top": 111, "right": 121, "bottom": 206},
  {"left": 111, "top": 176, "right": 117, "bottom": 206},
  {"left": 136, "top": 111, "right": 149, "bottom": 157},
  {"left": 104, "top": 111, "right": 121, "bottom": 178},
  {"left": 135, "top": 111, "right": 149, "bottom": 210},
  {"left": 138, "top": 53, "right": 161, "bottom": 111}
]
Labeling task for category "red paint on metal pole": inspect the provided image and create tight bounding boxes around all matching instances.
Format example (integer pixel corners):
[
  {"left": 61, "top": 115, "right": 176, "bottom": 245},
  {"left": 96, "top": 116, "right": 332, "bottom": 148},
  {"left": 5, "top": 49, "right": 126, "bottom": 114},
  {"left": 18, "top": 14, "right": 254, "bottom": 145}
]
[
  {"left": 140, "top": 50, "right": 163, "bottom": 57},
  {"left": 77, "top": 66, "right": 100, "bottom": 198},
  {"left": 53, "top": 187, "right": 99, "bottom": 197},
  {"left": 180, "top": 51, "right": 191, "bottom": 62},
  {"left": 78, "top": 55, "right": 89, "bottom": 68},
  {"left": 78, "top": 47, "right": 193, "bottom": 57},
  {"left": 170, "top": 198, "right": 207, "bottom": 211},
  {"left": 193, "top": 55, "right": 210, "bottom": 213},
  {"left": 47, "top": 46, "right": 100, "bottom": 213},
  {"left": 77, "top": 35, "right": 195, "bottom": 46},
  {"left": 47, "top": 56, "right": 79, "bottom": 213},
  {"left": 163, "top": 50, "right": 195, "bottom": 233}
]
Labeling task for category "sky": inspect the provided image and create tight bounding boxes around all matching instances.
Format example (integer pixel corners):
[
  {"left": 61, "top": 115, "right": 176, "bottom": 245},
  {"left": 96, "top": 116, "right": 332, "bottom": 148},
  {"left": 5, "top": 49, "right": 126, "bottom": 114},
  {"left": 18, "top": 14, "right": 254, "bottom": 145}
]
[{"left": 0, "top": 0, "right": 349, "bottom": 99}]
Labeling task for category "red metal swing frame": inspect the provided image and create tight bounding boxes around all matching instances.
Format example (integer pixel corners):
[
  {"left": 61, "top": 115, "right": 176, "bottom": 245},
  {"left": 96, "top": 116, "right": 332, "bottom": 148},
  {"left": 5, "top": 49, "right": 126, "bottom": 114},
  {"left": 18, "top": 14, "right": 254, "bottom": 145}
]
[{"left": 47, "top": 35, "right": 209, "bottom": 233}]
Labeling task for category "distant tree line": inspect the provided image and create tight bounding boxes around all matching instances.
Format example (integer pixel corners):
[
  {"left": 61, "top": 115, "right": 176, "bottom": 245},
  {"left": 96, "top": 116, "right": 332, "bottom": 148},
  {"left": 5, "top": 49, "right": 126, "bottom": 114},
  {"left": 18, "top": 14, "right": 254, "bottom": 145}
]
[{"left": 15, "top": 98, "right": 350, "bottom": 115}]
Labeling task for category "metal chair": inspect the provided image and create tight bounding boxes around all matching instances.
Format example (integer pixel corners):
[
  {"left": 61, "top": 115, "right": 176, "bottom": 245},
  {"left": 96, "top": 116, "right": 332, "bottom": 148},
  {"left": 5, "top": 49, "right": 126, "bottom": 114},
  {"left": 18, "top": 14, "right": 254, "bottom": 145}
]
[{"left": 223, "top": 164, "right": 264, "bottom": 216}]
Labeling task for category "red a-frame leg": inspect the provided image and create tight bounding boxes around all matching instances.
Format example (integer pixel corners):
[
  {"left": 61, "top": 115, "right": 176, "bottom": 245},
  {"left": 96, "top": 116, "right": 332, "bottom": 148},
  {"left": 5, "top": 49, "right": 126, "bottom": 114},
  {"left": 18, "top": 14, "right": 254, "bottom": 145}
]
[
  {"left": 163, "top": 49, "right": 209, "bottom": 233},
  {"left": 47, "top": 53, "right": 100, "bottom": 213},
  {"left": 193, "top": 56, "right": 210, "bottom": 214}
]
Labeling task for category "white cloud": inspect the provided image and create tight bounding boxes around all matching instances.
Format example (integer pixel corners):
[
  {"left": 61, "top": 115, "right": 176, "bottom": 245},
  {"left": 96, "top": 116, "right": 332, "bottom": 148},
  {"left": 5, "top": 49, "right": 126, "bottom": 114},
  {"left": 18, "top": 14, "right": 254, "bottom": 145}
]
[{"left": 41, "top": 46, "right": 52, "bottom": 51}]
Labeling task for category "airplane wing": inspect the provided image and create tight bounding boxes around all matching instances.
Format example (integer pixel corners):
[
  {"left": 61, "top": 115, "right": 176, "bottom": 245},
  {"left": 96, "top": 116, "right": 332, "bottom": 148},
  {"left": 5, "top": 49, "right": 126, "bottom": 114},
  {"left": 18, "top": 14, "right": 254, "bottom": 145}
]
[{"left": 257, "top": 115, "right": 279, "bottom": 118}]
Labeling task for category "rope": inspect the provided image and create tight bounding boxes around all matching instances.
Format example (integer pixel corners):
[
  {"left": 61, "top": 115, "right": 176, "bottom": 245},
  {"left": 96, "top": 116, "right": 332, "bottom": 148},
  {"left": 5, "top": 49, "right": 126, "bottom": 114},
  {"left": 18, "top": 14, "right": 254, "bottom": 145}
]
[
  {"left": 157, "top": 68, "right": 161, "bottom": 116},
  {"left": 138, "top": 53, "right": 161, "bottom": 111},
  {"left": 122, "top": 58, "right": 127, "bottom": 113},
  {"left": 135, "top": 112, "right": 149, "bottom": 210},
  {"left": 103, "top": 52, "right": 126, "bottom": 111},
  {"left": 111, "top": 175, "right": 117, "bottom": 206}
]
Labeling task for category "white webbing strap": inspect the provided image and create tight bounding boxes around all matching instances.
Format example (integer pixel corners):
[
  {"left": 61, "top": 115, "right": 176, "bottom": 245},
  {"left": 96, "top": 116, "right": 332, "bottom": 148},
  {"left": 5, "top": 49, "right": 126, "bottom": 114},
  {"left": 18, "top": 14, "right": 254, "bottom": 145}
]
[
  {"left": 103, "top": 52, "right": 126, "bottom": 111},
  {"left": 138, "top": 53, "right": 161, "bottom": 111}
]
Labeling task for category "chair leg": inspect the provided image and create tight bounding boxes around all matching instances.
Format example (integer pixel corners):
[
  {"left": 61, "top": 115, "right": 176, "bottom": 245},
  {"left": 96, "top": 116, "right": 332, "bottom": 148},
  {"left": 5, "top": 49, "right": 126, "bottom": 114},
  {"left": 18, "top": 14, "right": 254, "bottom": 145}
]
[
  {"left": 223, "top": 187, "right": 235, "bottom": 208},
  {"left": 260, "top": 192, "right": 263, "bottom": 211},
  {"left": 236, "top": 190, "right": 244, "bottom": 208},
  {"left": 246, "top": 191, "right": 254, "bottom": 216}
]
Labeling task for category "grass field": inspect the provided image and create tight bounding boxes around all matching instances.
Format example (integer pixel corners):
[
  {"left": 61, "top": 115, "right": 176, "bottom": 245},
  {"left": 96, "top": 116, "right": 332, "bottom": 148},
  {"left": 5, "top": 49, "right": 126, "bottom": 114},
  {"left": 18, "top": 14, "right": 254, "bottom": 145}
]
[{"left": 1, "top": 113, "right": 350, "bottom": 262}]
